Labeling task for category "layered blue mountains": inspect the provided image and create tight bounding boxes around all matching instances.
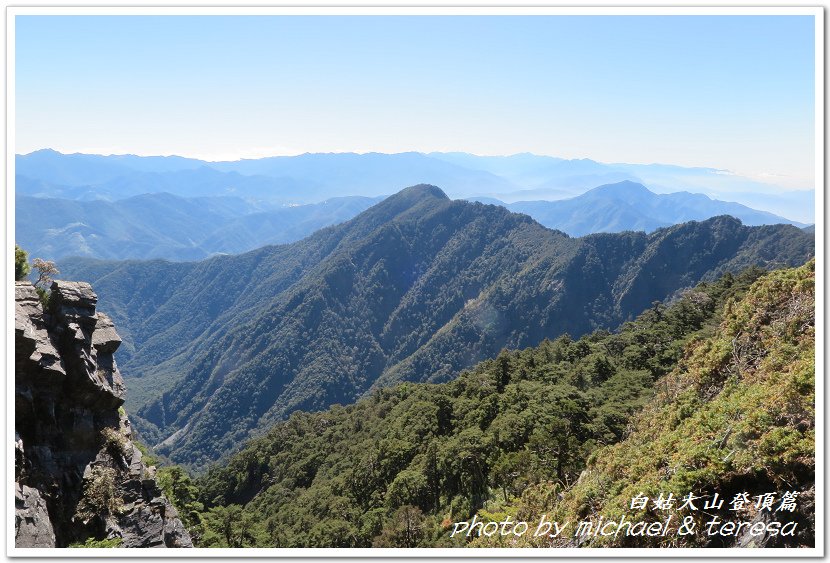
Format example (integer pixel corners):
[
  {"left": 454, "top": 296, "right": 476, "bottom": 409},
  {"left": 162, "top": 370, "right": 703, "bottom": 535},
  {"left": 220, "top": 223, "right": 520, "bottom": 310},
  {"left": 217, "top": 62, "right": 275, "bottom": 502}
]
[{"left": 16, "top": 150, "right": 811, "bottom": 262}]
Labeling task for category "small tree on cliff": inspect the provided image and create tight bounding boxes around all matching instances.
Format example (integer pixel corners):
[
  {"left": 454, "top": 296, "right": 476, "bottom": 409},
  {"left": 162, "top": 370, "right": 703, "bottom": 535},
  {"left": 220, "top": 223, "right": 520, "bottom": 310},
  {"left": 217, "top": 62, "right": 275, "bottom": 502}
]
[
  {"left": 15, "top": 246, "right": 60, "bottom": 307},
  {"left": 32, "top": 258, "right": 59, "bottom": 290},
  {"left": 32, "top": 258, "right": 59, "bottom": 308}
]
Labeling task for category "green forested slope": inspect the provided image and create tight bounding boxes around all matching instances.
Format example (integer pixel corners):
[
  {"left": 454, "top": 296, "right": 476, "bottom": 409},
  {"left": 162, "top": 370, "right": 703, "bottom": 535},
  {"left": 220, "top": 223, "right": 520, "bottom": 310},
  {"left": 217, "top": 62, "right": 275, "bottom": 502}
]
[
  {"left": 184, "top": 267, "right": 771, "bottom": 547},
  {"left": 148, "top": 262, "right": 813, "bottom": 549},
  {"left": 57, "top": 186, "right": 814, "bottom": 467},
  {"left": 472, "top": 260, "right": 815, "bottom": 548}
]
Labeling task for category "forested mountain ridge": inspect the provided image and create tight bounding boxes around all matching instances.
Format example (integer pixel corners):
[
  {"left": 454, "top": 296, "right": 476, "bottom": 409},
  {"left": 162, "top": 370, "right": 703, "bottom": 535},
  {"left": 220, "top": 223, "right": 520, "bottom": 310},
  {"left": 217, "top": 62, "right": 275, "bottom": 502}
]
[
  {"left": 18, "top": 149, "right": 807, "bottom": 264},
  {"left": 18, "top": 181, "right": 803, "bottom": 263},
  {"left": 184, "top": 262, "right": 811, "bottom": 547},
  {"left": 56, "top": 185, "right": 814, "bottom": 469}
]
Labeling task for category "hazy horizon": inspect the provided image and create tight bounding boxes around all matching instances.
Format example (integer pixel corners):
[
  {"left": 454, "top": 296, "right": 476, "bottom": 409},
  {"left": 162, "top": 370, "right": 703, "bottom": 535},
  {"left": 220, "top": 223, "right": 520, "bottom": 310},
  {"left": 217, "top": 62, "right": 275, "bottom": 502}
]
[
  {"left": 13, "top": 147, "right": 817, "bottom": 193},
  {"left": 15, "top": 14, "right": 817, "bottom": 190},
  {"left": 13, "top": 145, "right": 749, "bottom": 169}
]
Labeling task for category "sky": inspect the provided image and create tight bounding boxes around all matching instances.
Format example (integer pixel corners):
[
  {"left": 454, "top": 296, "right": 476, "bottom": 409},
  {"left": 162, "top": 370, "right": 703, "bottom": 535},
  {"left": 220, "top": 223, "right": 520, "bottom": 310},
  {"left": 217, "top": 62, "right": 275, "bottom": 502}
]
[{"left": 14, "top": 13, "right": 817, "bottom": 189}]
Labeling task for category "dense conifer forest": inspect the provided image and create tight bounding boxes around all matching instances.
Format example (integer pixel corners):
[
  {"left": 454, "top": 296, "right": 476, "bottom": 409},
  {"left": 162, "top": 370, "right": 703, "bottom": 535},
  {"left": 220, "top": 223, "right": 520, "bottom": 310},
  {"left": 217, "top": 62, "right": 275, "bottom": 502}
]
[
  {"left": 57, "top": 186, "right": 814, "bottom": 469},
  {"left": 141, "top": 261, "right": 813, "bottom": 548}
]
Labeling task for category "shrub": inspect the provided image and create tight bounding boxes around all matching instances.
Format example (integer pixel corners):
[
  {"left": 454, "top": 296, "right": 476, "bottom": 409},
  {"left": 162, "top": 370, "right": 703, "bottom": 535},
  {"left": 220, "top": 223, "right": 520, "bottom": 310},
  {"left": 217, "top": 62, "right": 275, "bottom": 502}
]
[
  {"left": 76, "top": 466, "right": 119, "bottom": 520},
  {"left": 68, "top": 537, "right": 123, "bottom": 548},
  {"left": 14, "top": 245, "right": 30, "bottom": 281},
  {"left": 101, "top": 427, "right": 131, "bottom": 460}
]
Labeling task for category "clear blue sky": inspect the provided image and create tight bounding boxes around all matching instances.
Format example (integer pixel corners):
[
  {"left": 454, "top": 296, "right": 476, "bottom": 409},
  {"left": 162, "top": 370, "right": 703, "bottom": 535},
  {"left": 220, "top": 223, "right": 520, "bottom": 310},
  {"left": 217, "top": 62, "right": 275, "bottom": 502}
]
[{"left": 15, "top": 14, "right": 816, "bottom": 188}]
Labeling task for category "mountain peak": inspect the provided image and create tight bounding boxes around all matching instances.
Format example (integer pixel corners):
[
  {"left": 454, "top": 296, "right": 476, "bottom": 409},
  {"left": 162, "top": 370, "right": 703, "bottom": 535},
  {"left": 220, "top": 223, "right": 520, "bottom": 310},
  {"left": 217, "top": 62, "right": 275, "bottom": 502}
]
[
  {"left": 338, "top": 184, "right": 452, "bottom": 235},
  {"left": 23, "top": 148, "right": 63, "bottom": 157},
  {"left": 394, "top": 184, "right": 450, "bottom": 201},
  {"left": 587, "top": 180, "right": 653, "bottom": 197}
]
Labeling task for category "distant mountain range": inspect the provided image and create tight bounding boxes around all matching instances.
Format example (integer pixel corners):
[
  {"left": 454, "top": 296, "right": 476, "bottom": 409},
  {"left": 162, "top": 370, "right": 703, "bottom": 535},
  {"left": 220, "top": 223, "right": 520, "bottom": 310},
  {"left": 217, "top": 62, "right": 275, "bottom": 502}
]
[
  {"left": 16, "top": 150, "right": 514, "bottom": 203},
  {"left": 430, "top": 152, "right": 815, "bottom": 224},
  {"left": 16, "top": 149, "right": 814, "bottom": 223},
  {"left": 501, "top": 180, "right": 805, "bottom": 236},
  {"left": 18, "top": 178, "right": 804, "bottom": 262},
  {"left": 16, "top": 193, "right": 381, "bottom": 261},
  {"left": 57, "top": 185, "right": 814, "bottom": 468}
]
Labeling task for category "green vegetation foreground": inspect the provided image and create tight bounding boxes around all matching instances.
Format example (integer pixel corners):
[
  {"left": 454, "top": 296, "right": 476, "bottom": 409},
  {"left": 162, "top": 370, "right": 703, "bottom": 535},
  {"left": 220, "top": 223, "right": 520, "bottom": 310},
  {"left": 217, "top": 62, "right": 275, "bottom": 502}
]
[{"left": 151, "top": 261, "right": 814, "bottom": 548}]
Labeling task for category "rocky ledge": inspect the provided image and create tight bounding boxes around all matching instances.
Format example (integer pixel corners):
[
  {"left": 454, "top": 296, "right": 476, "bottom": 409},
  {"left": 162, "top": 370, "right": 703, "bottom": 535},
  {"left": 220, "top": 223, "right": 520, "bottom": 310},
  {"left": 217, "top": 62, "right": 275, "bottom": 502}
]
[{"left": 15, "top": 280, "right": 192, "bottom": 548}]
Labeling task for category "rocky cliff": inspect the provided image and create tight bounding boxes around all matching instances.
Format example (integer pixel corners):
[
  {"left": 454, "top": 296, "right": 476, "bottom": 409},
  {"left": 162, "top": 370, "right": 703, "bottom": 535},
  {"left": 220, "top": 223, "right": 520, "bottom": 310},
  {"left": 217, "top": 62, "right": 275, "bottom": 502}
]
[{"left": 15, "top": 280, "right": 191, "bottom": 548}]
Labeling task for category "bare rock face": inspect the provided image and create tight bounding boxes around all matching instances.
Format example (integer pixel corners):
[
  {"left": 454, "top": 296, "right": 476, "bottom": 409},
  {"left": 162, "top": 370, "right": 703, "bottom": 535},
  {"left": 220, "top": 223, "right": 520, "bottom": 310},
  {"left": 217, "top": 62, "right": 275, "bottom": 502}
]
[
  {"left": 15, "top": 483, "right": 56, "bottom": 547},
  {"left": 14, "top": 281, "right": 192, "bottom": 548}
]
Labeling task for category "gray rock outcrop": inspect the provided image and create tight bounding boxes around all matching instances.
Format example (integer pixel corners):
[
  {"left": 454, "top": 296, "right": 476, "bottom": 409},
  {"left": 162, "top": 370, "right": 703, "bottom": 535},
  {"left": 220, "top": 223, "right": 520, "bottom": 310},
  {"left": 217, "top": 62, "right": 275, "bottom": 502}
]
[
  {"left": 15, "top": 280, "right": 192, "bottom": 548},
  {"left": 15, "top": 483, "right": 56, "bottom": 547}
]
